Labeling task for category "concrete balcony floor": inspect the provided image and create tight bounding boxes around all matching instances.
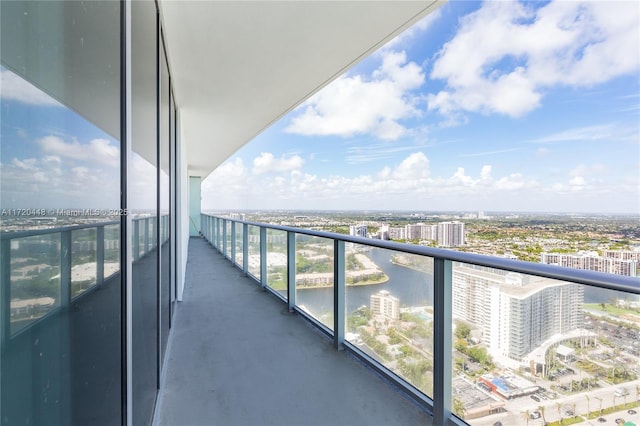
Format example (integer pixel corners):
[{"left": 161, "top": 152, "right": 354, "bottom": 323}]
[{"left": 155, "top": 237, "right": 433, "bottom": 426}]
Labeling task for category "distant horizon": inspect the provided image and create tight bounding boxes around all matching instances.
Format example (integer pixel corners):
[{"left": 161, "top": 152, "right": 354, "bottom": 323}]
[{"left": 203, "top": 208, "right": 640, "bottom": 218}]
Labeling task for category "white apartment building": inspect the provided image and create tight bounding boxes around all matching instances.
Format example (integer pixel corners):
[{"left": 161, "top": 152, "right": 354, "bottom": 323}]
[
  {"left": 437, "top": 221, "right": 465, "bottom": 247},
  {"left": 388, "top": 227, "right": 406, "bottom": 241},
  {"left": 452, "top": 265, "right": 583, "bottom": 362},
  {"left": 541, "top": 252, "right": 638, "bottom": 277},
  {"left": 349, "top": 225, "right": 368, "bottom": 238},
  {"left": 601, "top": 250, "right": 640, "bottom": 262},
  {"left": 370, "top": 290, "right": 400, "bottom": 321}
]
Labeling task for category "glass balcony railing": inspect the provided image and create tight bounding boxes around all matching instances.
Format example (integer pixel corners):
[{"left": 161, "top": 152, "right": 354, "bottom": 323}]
[
  {"left": 1, "top": 216, "right": 170, "bottom": 340},
  {"left": 201, "top": 214, "right": 640, "bottom": 426}
]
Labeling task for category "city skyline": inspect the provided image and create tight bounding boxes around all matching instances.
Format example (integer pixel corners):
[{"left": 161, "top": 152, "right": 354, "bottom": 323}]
[{"left": 203, "top": 0, "right": 639, "bottom": 214}]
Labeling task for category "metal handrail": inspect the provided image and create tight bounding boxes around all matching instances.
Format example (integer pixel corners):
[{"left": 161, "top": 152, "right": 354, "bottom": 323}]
[
  {"left": 201, "top": 213, "right": 639, "bottom": 426},
  {"left": 206, "top": 216, "right": 640, "bottom": 295}
]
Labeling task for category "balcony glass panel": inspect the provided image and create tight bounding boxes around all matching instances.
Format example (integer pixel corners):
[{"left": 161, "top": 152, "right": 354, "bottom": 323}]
[
  {"left": 234, "top": 222, "right": 243, "bottom": 267},
  {"left": 295, "top": 235, "right": 334, "bottom": 330},
  {"left": 104, "top": 224, "right": 120, "bottom": 279},
  {"left": 71, "top": 228, "right": 97, "bottom": 298},
  {"left": 266, "top": 229, "right": 287, "bottom": 299},
  {"left": 9, "top": 233, "right": 62, "bottom": 335},
  {"left": 345, "top": 247, "right": 434, "bottom": 397},
  {"left": 247, "top": 225, "right": 261, "bottom": 279},
  {"left": 1, "top": 1, "right": 122, "bottom": 423},
  {"left": 449, "top": 262, "right": 640, "bottom": 425}
]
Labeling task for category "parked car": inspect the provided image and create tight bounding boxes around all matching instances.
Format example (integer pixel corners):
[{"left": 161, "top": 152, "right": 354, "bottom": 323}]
[
  {"left": 628, "top": 409, "right": 637, "bottom": 415},
  {"left": 598, "top": 418, "right": 607, "bottom": 423},
  {"left": 530, "top": 395, "right": 540, "bottom": 402}
]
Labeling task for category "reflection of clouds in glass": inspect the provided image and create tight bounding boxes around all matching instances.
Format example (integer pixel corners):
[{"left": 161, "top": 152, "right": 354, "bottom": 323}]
[
  {"left": 2, "top": 153, "right": 119, "bottom": 208},
  {"left": 0, "top": 68, "right": 63, "bottom": 107},
  {"left": 129, "top": 152, "right": 156, "bottom": 211},
  {"left": 38, "top": 135, "right": 119, "bottom": 168}
]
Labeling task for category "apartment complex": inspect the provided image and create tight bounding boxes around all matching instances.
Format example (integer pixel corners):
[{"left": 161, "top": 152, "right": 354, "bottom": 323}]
[
  {"left": 541, "top": 252, "right": 638, "bottom": 277},
  {"left": 349, "top": 225, "right": 368, "bottom": 238},
  {"left": 370, "top": 290, "right": 400, "bottom": 321},
  {"left": 385, "top": 221, "right": 465, "bottom": 247},
  {"left": 452, "top": 265, "right": 583, "bottom": 362}
]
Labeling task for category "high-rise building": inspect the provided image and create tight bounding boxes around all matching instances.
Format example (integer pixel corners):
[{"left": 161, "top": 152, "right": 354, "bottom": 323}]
[
  {"left": 452, "top": 265, "right": 583, "bottom": 362},
  {"left": 541, "top": 252, "right": 638, "bottom": 277},
  {"left": 370, "top": 290, "right": 400, "bottom": 321},
  {"left": 349, "top": 225, "right": 368, "bottom": 238},
  {"left": 437, "top": 221, "right": 465, "bottom": 247},
  {"left": 388, "top": 227, "right": 406, "bottom": 240}
]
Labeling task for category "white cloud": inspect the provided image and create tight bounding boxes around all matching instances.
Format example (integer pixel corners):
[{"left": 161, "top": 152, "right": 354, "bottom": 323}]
[
  {"left": 202, "top": 151, "right": 637, "bottom": 212},
  {"left": 529, "top": 124, "right": 618, "bottom": 143},
  {"left": 0, "top": 69, "right": 63, "bottom": 107},
  {"left": 391, "top": 152, "right": 430, "bottom": 180},
  {"left": 1, "top": 155, "right": 119, "bottom": 208},
  {"left": 428, "top": 1, "right": 640, "bottom": 119},
  {"left": 381, "top": 10, "right": 442, "bottom": 51},
  {"left": 38, "top": 136, "right": 120, "bottom": 168},
  {"left": 285, "top": 50, "right": 424, "bottom": 140},
  {"left": 252, "top": 152, "right": 304, "bottom": 175}
]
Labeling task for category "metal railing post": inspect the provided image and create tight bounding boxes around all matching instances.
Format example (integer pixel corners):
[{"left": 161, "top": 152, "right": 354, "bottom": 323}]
[
  {"left": 243, "top": 223, "right": 249, "bottom": 276},
  {"left": 217, "top": 217, "right": 221, "bottom": 251},
  {"left": 260, "top": 227, "right": 267, "bottom": 289},
  {"left": 222, "top": 219, "right": 227, "bottom": 258},
  {"left": 133, "top": 219, "right": 140, "bottom": 261},
  {"left": 144, "top": 218, "right": 150, "bottom": 254},
  {"left": 433, "top": 258, "right": 453, "bottom": 425},
  {"left": 231, "top": 220, "right": 236, "bottom": 264},
  {"left": 61, "top": 230, "right": 72, "bottom": 305},
  {"left": 333, "top": 239, "right": 345, "bottom": 350},
  {"left": 287, "top": 231, "right": 296, "bottom": 312},
  {"left": 1, "top": 239, "right": 11, "bottom": 345},
  {"left": 97, "top": 225, "right": 105, "bottom": 285}
]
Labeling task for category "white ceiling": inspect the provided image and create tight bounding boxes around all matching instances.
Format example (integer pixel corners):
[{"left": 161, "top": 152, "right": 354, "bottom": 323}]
[{"left": 159, "top": 1, "right": 443, "bottom": 178}]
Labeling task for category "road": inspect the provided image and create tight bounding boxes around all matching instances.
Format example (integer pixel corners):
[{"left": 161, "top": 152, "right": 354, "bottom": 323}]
[{"left": 470, "top": 379, "right": 640, "bottom": 426}]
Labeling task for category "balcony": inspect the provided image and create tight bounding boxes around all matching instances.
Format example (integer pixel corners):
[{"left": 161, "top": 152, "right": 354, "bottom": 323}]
[
  {"left": 155, "top": 236, "right": 432, "bottom": 425},
  {"left": 187, "top": 214, "right": 639, "bottom": 426},
  {"left": 2, "top": 217, "right": 639, "bottom": 426}
]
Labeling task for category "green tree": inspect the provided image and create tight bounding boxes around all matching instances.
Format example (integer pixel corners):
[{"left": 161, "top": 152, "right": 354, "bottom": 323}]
[
  {"left": 452, "top": 397, "right": 466, "bottom": 419},
  {"left": 455, "top": 322, "right": 471, "bottom": 340}
]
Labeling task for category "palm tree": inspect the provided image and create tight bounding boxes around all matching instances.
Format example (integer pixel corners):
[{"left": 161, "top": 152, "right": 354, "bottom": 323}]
[
  {"left": 585, "top": 394, "right": 591, "bottom": 417},
  {"left": 595, "top": 396, "right": 603, "bottom": 416},
  {"left": 555, "top": 402, "right": 564, "bottom": 425},
  {"left": 538, "top": 405, "right": 547, "bottom": 425},
  {"left": 521, "top": 409, "right": 531, "bottom": 426}
]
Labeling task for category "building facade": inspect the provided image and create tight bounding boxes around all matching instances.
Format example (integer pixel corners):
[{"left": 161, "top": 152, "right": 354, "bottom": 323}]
[
  {"left": 452, "top": 265, "right": 583, "bottom": 362},
  {"left": 370, "top": 290, "right": 400, "bottom": 321},
  {"left": 541, "top": 252, "right": 638, "bottom": 277}
]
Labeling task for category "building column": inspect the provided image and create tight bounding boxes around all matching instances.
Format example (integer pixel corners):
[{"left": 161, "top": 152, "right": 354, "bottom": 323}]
[{"left": 189, "top": 176, "right": 201, "bottom": 236}]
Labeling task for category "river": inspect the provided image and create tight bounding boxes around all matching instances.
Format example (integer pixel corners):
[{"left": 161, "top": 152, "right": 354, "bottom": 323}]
[
  {"left": 295, "top": 247, "right": 434, "bottom": 316},
  {"left": 290, "top": 247, "right": 622, "bottom": 318}
]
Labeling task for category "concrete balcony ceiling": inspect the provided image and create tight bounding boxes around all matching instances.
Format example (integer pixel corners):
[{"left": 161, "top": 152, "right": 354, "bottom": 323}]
[{"left": 159, "top": 1, "right": 443, "bottom": 177}]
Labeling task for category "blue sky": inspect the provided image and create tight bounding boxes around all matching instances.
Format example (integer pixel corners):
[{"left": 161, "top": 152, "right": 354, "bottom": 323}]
[
  {"left": 203, "top": 0, "right": 640, "bottom": 214},
  {"left": 1, "top": 1, "right": 638, "bottom": 214}
]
